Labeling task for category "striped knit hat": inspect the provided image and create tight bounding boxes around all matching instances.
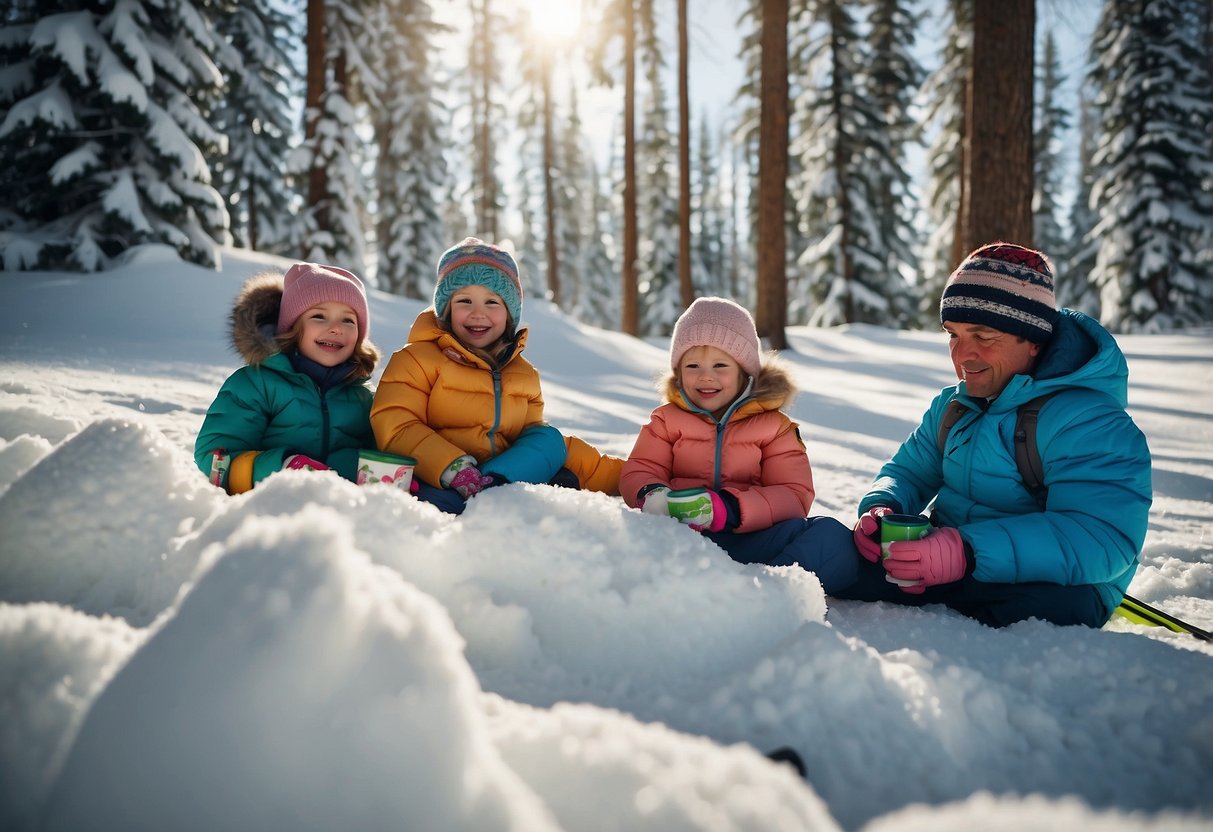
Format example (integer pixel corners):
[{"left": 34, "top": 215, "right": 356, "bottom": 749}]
[
  {"left": 433, "top": 237, "right": 523, "bottom": 324},
  {"left": 940, "top": 243, "right": 1058, "bottom": 343}
]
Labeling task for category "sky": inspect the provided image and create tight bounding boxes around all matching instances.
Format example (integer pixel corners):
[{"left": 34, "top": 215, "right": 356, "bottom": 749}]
[{"left": 1, "top": 245, "right": 1211, "bottom": 830}]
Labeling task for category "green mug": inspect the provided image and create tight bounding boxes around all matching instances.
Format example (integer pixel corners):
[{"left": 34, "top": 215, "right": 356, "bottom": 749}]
[
  {"left": 665, "top": 488, "right": 715, "bottom": 525},
  {"left": 880, "top": 513, "right": 930, "bottom": 586}
]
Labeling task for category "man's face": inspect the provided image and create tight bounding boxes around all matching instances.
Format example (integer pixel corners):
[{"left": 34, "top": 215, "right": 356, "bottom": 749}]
[{"left": 944, "top": 322, "right": 1041, "bottom": 399}]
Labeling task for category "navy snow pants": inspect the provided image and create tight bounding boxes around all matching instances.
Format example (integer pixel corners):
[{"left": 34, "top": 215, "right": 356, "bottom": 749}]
[
  {"left": 832, "top": 557, "right": 1110, "bottom": 628},
  {"left": 705, "top": 516, "right": 859, "bottom": 595}
]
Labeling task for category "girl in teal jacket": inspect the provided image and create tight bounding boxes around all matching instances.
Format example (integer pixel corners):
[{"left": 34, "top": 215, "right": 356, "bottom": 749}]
[{"left": 195, "top": 263, "right": 380, "bottom": 493}]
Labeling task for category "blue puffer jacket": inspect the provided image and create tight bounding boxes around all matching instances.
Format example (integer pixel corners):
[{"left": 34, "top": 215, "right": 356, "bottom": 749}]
[{"left": 859, "top": 309, "right": 1152, "bottom": 614}]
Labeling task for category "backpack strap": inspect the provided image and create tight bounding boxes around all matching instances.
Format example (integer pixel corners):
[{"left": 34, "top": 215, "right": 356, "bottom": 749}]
[
  {"left": 936, "top": 398, "right": 969, "bottom": 455},
  {"left": 935, "top": 392, "right": 1059, "bottom": 510},
  {"left": 1013, "top": 393, "right": 1056, "bottom": 509}
]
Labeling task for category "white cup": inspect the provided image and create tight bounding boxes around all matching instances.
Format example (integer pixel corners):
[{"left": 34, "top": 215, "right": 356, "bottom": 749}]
[{"left": 357, "top": 450, "right": 416, "bottom": 491}]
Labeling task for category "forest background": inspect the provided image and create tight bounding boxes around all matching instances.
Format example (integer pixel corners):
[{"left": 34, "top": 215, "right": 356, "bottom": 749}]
[{"left": 2, "top": 0, "right": 1211, "bottom": 342}]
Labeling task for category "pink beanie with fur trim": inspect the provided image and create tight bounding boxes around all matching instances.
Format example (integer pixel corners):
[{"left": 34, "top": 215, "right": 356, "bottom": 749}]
[
  {"left": 276, "top": 262, "right": 370, "bottom": 344},
  {"left": 670, "top": 297, "right": 762, "bottom": 378}
]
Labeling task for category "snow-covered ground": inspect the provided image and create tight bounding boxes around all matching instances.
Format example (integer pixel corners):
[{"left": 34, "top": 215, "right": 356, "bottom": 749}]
[{"left": 1, "top": 246, "right": 1211, "bottom": 831}]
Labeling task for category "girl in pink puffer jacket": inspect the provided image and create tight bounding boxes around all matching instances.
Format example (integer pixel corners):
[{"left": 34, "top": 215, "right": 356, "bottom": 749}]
[{"left": 620, "top": 297, "right": 858, "bottom": 594}]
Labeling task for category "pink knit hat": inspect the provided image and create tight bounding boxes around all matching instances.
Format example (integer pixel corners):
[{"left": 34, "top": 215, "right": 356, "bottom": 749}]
[
  {"left": 670, "top": 297, "right": 762, "bottom": 378},
  {"left": 276, "top": 263, "right": 370, "bottom": 344}
]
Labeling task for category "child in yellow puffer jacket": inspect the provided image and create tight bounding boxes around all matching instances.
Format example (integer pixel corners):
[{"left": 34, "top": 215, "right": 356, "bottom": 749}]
[{"left": 370, "top": 237, "right": 621, "bottom": 514}]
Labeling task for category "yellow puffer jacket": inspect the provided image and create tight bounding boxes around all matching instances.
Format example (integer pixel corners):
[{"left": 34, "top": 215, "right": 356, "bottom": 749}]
[{"left": 371, "top": 309, "right": 545, "bottom": 487}]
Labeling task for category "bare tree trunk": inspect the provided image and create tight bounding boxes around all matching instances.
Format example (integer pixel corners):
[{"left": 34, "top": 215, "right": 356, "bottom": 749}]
[
  {"left": 247, "top": 180, "right": 259, "bottom": 252},
  {"left": 622, "top": 0, "right": 639, "bottom": 336},
  {"left": 963, "top": 0, "right": 1034, "bottom": 253},
  {"left": 472, "top": 0, "right": 497, "bottom": 239},
  {"left": 756, "top": 0, "right": 788, "bottom": 350},
  {"left": 677, "top": 0, "right": 693, "bottom": 308},
  {"left": 306, "top": 0, "right": 327, "bottom": 234},
  {"left": 541, "top": 57, "right": 560, "bottom": 307},
  {"left": 828, "top": 3, "right": 853, "bottom": 322},
  {"left": 952, "top": 74, "right": 969, "bottom": 269}
]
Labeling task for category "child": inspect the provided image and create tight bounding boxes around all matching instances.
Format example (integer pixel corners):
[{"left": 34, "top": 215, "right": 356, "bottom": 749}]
[
  {"left": 371, "top": 237, "right": 621, "bottom": 514},
  {"left": 620, "top": 297, "right": 857, "bottom": 594},
  {"left": 195, "top": 263, "right": 380, "bottom": 493}
]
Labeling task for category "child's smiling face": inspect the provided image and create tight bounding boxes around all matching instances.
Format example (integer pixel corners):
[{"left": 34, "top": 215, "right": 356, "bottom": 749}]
[
  {"left": 297, "top": 302, "right": 358, "bottom": 366},
  {"left": 678, "top": 345, "right": 744, "bottom": 415},
  {"left": 449, "top": 284, "right": 508, "bottom": 349}
]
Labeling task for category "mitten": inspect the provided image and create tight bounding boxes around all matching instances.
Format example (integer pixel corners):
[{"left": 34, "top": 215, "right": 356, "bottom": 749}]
[
  {"left": 882, "top": 526, "right": 967, "bottom": 594},
  {"left": 284, "top": 454, "right": 330, "bottom": 472},
  {"left": 853, "top": 506, "right": 894, "bottom": 563},
  {"left": 638, "top": 485, "right": 671, "bottom": 516},
  {"left": 666, "top": 488, "right": 726, "bottom": 533},
  {"left": 442, "top": 457, "right": 495, "bottom": 499}
]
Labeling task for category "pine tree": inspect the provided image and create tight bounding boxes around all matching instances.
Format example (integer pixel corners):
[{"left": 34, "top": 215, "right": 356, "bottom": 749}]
[
  {"left": 794, "top": 0, "right": 907, "bottom": 328},
  {"left": 636, "top": 0, "right": 682, "bottom": 335},
  {"left": 291, "top": 0, "right": 373, "bottom": 270},
  {"left": 467, "top": 0, "right": 507, "bottom": 240},
  {"left": 511, "top": 51, "right": 546, "bottom": 302},
  {"left": 211, "top": 0, "right": 302, "bottom": 255},
  {"left": 866, "top": 0, "right": 924, "bottom": 316},
  {"left": 1088, "top": 0, "right": 1213, "bottom": 331},
  {"left": 1061, "top": 86, "right": 1101, "bottom": 315},
  {"left": 0, "top": 0, "right": 229, "bottom": 270},
  {"left": 917, "top": 0, "right": 971, "bottom": 326},
  {"left": 575, "top": 157, "right": 622, "bottom": 329},
  {"left": 588, "top": 0, "right": 640, "bottom": 334},
  {"left": 1032, "top": 32, "right": 1067, "bottom": 262},
  {"left": 694, "top": 111, "right": 727, "bottom": 296},
  {"left": 370, "top": 0, "right": 448, "bottom": 298}
]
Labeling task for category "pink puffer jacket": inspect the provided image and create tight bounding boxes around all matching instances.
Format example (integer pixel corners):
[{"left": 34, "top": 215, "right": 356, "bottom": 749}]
[{"left": 621, "top": 362, "right": 814, "bottom": 533}]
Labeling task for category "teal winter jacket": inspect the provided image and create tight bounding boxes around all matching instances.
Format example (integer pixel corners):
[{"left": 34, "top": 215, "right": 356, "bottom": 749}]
[
  {"left": 194, "top": 274, "right": 378, "bottom": 492},
  {"left": 859, "top": 309, "right": 1152, "bottom": 615}
]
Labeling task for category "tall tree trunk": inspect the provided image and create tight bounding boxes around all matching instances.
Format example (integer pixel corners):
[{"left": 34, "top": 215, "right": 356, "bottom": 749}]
[
  {"left": 622, "top": 0, "right": 639, "bottom": 335},
  {"left": 952, "top": 75, "right": 969, "bottom": 270},
  {"left": 542, "top": 56, "right": 560, "bottom": 307},
  {"left": 828, "top": 3, "right": 854, "bottom": 323},
  {"left": 756, "top": 0, "right": 788, "bottom": 350},
  {"left": 963, "top": 0, "right": 1034, "bottom": 253},
  {"left": 247, "top": 180, "right": 259, "bottom": 252},
  {"left": 677, "top": 0, "right": 693, "bottom": 308},
  {"left": 473, "top": 0, "right": 497, "bottom": 239},
  {"left": 306, "top": 0, "right": 327, "bottom": 234}
]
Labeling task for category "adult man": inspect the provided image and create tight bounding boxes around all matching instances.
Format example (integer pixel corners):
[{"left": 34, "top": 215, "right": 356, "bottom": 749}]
[{"left": 836, "top": 243, "right": 1152, "bottom": 628}]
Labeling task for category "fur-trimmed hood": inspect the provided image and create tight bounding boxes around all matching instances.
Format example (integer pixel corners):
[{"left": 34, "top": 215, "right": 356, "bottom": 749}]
[
  {"left": 229, "top": 272, "right": 380, "bottom": 368},
  {"left": 661, "top": 354, "right": 797, "bottom": 411},
  {"left": 230, "top": 273, "right": 287, "bottom": 365}
]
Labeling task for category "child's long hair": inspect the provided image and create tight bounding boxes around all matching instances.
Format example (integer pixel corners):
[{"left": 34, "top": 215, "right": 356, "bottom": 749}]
[
  {"left": 436, "top": 312, "right": 518, "bottom": 368},
  {"left": 275, "top": 323, "right": 380, "bottom": 381}
]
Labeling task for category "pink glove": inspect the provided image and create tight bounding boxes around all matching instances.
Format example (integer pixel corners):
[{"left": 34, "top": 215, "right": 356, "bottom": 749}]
[
  {"left": 853, "top": 506, "right": 893, "bottom": 563},
  {"left": 284, "top": 454, "right": 330, "bottom": 471},
  {"left": 689, "top": 490, "right": 727, "bottom": 533},
  {"left": 448, "top": 465, "right": 494, "bottom": 499},
  {"left": 882, "top": 526, "right": 967, "bottom": 594}
]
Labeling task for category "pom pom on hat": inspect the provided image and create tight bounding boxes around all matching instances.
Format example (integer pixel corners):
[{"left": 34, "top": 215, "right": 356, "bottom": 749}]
[
  {"left": 276, "top": 262, "right": 370, "bottom": 344},
  {"left": 670, "top": 297, "right": 762, "bottom": 378},
  {"left": 940, "top": 242, "right": 1058, "bottom": 343},
  {"left": 434, "top": 237, "right": 523, "bottom": 324}
]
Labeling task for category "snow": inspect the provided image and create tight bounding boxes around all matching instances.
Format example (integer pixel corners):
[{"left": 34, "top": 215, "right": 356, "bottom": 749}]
[{"left": 1, "top": 247, "right": 1211, "bottom": 831}]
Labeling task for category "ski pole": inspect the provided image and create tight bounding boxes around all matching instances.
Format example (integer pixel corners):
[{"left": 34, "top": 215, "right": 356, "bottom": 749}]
[{"left": 1115, "top": 594, "right": 1211, "bottom": 642}]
